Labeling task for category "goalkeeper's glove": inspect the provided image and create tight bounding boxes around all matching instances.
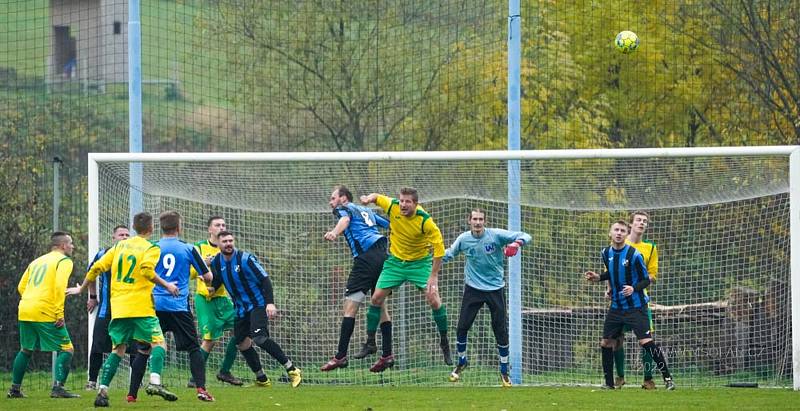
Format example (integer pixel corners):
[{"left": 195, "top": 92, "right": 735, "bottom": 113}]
[{"left": 504, "top": 240, "right": 524, "bottom": 257}]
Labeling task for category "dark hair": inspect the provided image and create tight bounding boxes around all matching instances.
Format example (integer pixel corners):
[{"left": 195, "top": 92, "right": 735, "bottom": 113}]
[
  {"left": 612, "top": 219, "right": 630, "bottom": 233},
  {"left": 50, "top": 231, "right": 71, "bottom": 248},
  {"left": 334, "top": 185, "right": 353, "bottom": 202},
  {"left": 470, "top": 208, "right": 486, "bottom": 218},
  {"left": 133, "top": 212, "right": 153, "bottom": 234},
  {"left": 629, "top": 210, "right": 650, "bottom": 222},
  {"left": 207, "top": 215, "right": 225, "bottom": 227},
  {"left": 217, "top": 230, "right": 234, "bottom": 239},
  {"left": 399, "top": 187, "right": 419, "bottom": 202},
  {"left": 160, "top": 210, "right": 181, "bottom": 234},
  {"left": 112, "top": 224, "right": 128, "bottom": 233}
]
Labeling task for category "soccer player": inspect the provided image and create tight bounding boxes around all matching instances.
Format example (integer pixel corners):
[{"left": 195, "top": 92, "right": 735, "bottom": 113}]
[
  {"left": 188, "top": 216, "right": 243, "bottom": 387},
  {"left": 320, "top": 185, "right": 391, "bottom": 371},
  {"left": 611, "top": 210, "right": 660, "bottom": 389},
  {"left": 443, "top": 209, "right": 531, "bottom": 387},
  {"left": 127, "top": 211, "right": 215, "bottom": 402},
  {"left": 84, "top": 225, "right": 130, "bottom": 391},
  {"left": 208, "top": 231, "right": 302, "bottom": 387},
  {"left": 67, "top": 212, "right": 181, "bottom": 407},
  {"left": 8, "top": 232, "right": 79, "bottom": 399},
  {"left": 360, "top": 187, "right": 451, "bottom": 372},
  {"left": 584, "top": 220, "right": 675, "bottom": 390}
]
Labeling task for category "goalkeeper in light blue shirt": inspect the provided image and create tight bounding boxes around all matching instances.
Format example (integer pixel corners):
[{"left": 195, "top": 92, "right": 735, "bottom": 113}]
[{"left": 443, "top": 208, "right": 531, "bottom": 387}]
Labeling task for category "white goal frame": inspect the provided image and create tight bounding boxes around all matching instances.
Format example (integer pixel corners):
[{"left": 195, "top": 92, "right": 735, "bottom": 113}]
[{"left": 88, "top": 146, "right": 800, "bottom": 390}]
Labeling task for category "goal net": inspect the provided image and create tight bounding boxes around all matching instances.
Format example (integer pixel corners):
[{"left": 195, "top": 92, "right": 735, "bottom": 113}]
[{"left": 88, "top": 149, "right": 797, "bottom": 388}]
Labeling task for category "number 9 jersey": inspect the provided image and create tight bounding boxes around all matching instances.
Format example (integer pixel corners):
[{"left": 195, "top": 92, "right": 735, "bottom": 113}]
[
  {"left": 153, "top": 237, "right": 209, "bottom": 312},
  {"left": 334, "top": 203, "right": 389, "bottom": 258}
]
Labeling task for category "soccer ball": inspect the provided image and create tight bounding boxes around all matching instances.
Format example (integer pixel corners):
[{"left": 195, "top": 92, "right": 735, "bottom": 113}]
[{"left": 615, "top": 31, "right": 639, "bottom": 54}]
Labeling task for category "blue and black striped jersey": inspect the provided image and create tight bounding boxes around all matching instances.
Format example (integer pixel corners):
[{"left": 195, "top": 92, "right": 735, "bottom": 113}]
[
  {"left": 87, "top": 248, "right": 111, "bottom": 319},
  {"left": 601, "top": 244, "right": 650, "bottom": 310},
  {"left": 210, "top": 249, "right": 272, "bottom": 318},
  {"left": 333, "top": 203, "right": 388, "bottom": 258}
]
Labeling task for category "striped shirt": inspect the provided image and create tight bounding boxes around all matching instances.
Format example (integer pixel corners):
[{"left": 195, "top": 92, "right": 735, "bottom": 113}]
[
  {"left": 210, "top": 249, "right": 272, "bottom": 318},
  {"left": 601, "top": 244, "right": 650, "bottom": 310}
]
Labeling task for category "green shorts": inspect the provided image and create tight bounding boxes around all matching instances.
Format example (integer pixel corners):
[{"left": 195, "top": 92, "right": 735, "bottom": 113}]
[
  {"left": 195, "top": 294, "right": 236, "bottom": 340},
  {"left": 108, "top": 317, "right": 164, "bottom": 347},
  {"left": 375, "top": 255, "right": 432, "bottom": 290},
  {"left": 622, "top": 306, "right": 654, "bottom": 334},
  {"left": 18, "top": 321, "right": 73, "bottom": 351}
]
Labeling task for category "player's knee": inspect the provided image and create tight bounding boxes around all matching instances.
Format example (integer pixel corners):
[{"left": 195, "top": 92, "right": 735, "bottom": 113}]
[
  {"left": 600, "top": 338, "right": 615, "bottom": 348},
  {"left": 638, "top": 337, "right": 654, "bottom": 346},
  {"left": 252, "top": 334, "right": 269, "bottom": 347},
  {"left": 236, "top": 338, "right": 252, "bottom": 351}
]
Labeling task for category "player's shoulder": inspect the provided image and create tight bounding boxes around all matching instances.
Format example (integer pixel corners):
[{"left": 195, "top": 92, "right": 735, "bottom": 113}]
[
  {"left": 194, "top": 239, "right": 209, "bottom": 247},
  {"left": 414, "top": 207, "right": 431, "bottom": 220},
  {"left": 643, "top": 239, "right": 657, "bottom": 247}
]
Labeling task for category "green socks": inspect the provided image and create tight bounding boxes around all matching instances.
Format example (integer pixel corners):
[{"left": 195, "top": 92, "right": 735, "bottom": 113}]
[
  {"left": 366, "top": 304, "right": 382, "bottom": 333},
  {"left": 54, "top": 351, "right": 73, "bottom": 384},
  {"left": 614, "top": 347, "right": 625, "bottom": 378},
  {"left": 11, "top": 351, "right": 31, "bottom": 385},
  {"left": 432, "top": 306, "right": 448, "bottom": 333},
  {"left": 221, "top": 338, "right": 238, "bottom": 373},
  {"left": 150, "top": 345, "right": 166, "bottom": 376},
  {"left": 100, "top": 353, "right": 122, "bottom": 387}
]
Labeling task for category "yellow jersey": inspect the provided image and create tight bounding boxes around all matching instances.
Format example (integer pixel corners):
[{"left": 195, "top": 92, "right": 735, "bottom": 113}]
[
  {"left": 17, "top": 251, "right": 73, "bottom": 322},
  {"left": 626, "top": 238, "right": 658, "bottom": 281},
  {"left": 192, "top": 239, "right": 228, "bottom": 298},
  {"left": 87, "top": 236, "right": 160, "bottom": 319},
  {"left": 376, "top": 194, "right": 445, "bottom": 261}
]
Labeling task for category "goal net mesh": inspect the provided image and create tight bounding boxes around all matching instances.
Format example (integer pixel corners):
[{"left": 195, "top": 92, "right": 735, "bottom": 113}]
[{"left": 93, "top": 155, "right": 792, "bottom": 387}]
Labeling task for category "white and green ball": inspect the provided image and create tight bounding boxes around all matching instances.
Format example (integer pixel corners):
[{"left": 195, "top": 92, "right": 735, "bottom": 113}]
[{"left": 615, "top": 30, "right": 639, "bottom": 54}]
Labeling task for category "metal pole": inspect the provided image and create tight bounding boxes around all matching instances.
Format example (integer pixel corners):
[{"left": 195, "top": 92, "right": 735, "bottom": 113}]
[
  {"left": 51, "top": 156, "right": 62, "bottom": 383},
  {"left": 129, "top": 0, "right": 143, "bottom": 223}
]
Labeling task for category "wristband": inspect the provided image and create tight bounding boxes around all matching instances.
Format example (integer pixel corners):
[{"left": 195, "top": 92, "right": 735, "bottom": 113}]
[{"left": 89, "top": 294, "right": 98, "bottom": 299}]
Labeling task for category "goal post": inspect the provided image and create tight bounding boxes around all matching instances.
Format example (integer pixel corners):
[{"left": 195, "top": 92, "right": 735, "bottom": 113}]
[{"left": 88, "top": 147, "right": 800, "bottom": 389}]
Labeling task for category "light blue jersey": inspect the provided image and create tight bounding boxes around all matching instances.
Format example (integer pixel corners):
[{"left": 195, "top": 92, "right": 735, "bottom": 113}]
[
  {"left": 444, "top": 228, "right": 531, "bottom": 291},
  {"left": 153, "top": 237, "right": 208, "bottom": 312}
]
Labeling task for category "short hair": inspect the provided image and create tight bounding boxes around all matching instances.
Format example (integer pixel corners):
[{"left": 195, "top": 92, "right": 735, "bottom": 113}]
[
  {"left": 470, "top": 208, "right": 486, "bottom": 218},
  {"left": 207, "top": 215, "right": 225, "bottom": 227},
  {"left": 50, "top": 231, "right": 71, "bottom": 248},
  {"left": 334, "top": 185, "right": 353, "bottom": 202},
  {"left": 217, "top": 230, "right": 234, "bottom": 239},
  {"left": 611, "top": 219, "right": 631, "bottom": 232},
  {"left": 160, "top": 211, "right": 181, "bottom": 234},
  {"left": 629, "top": 210, "right": 650, "bottom": 222},
  {"left": 133, "top": 212, "right": 153, "bottom": 234},
  {"left": 399, "top": 187, "right": 419, "bottom": 202},
  {"left": 112, "top": 224, "right": 128, "bottom": 233}
]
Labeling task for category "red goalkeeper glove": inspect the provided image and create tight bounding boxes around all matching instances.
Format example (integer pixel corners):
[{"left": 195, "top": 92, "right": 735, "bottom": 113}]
[{"left": 504, "top": 240, "right": 523, "bottom": 257}]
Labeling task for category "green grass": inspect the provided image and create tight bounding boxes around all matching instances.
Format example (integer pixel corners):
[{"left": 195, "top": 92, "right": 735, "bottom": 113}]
[{"left": 2, "top": 385, "right": 799, "bottom": 411}]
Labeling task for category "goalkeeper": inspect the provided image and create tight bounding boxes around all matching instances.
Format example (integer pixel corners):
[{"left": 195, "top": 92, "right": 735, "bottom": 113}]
[
  {"left": 443, "top": 209, "right": 530, "bottom": 387},
  {"left": 585, "top": 220, "right": 675, "bottom": 390},
  {"left": 360, "top": 187, "right": 451, "bottom": 372}
]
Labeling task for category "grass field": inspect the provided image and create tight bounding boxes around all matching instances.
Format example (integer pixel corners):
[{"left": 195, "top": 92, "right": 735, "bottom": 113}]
[{"left": 3, "top": 384, "right": 799, "bottom": 410}]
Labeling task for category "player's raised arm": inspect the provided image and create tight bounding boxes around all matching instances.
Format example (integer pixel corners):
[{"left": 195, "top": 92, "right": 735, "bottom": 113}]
[{"left": 360, "top": 193, "right": 379, "bottom": 205}]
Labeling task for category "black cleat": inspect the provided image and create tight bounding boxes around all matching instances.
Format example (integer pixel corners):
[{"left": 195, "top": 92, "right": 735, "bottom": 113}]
[
  {"left": 664, "top": 377, "right": 676, "bottom": 390},
  {"left": 7, "top": 388, "right": 26, "bottom": 399},
  {"left": 216, "top": 372, "right": 244, "bottom": 386},
  {"left": 186, "top": 377, "right": 196, "bottom": 388},
  {"left": 94, "top": 392, "right": 109, "bottom": 407},
  {"left": 352, "top": 342, "right": 377, "bottom": 359},
  {"left": 440, "top": 339, "right": 453, "bottom": 366},
  {"left": 50, "top": 385, "right": 80, "bottom": 398}
]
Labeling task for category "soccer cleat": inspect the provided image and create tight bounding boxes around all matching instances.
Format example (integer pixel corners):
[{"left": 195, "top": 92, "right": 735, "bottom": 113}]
[
  {"left": 369, "top": 354, "right": 395, "bottom": 373},
  {"left": 614, "top": 376, "right": 626, "bottom": 388},
  {"left": 664, "top": 377, "right": 676, "bottom": 391},
  {"left": 254, "top": 377, "right": 272, "bottom": 387},
  {"left": 216, "top": 372, "right": 244, "bottom": 386},
  {"left": 186, "top": 377, "right": 196, "bottom": 388},
  {"left": 126, "top": 395, "right": 137, "bottom": 403},
  {"left": 94, "top": 391, "right": 109, "bottom": 407},
  {"left": 287, "top": 368, "right": 302, "bottom": 388},
  {"left": 7, "top": 388, "right": 26, "bottom": 399},
  {"left": 145, "top": 383, "right": 178, "bottom": 401},
  {"left": 641, "top": 379, "right": 657, "bottom": 390},
  {"left": 599, "top": 384, "right": 616, "bottom": 390},
  {"left": 320, "top": 356, "right": 349, "bottom": 372},
  {"left": 352, "top": 342, "right": 377, "bottom": 359},
  {"left": 50, "top": 385, "right": 81, "bottom": 398},
  {"left": 440, "top": 339, "right": 453, "bottom": 366},
  {"left": 85, "top": 381, "right": 97, "bottom": 391},
  {"left": 196, "top": 388, "right": 215, "bottom": 402},
  {"left": 448, "top": 360, "right": 468, "bottom": 382},
  {"left": 500, "top": 373, "right": 512, "bottom": 388}
]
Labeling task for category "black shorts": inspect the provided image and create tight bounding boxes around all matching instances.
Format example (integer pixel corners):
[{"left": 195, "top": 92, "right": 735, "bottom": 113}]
[
  {"left": 345, "top": 238, "right": 388, "bottom": 297},
  {"left": 602, "top": 306, "right": 652, "bottom": 340},
  {"left": 91, "top": 316, "right": 113, "bottom": 354},
  {"left": 156, "top": 311, "right": 200, "bottom": 351},
  {"left": 233, "top": 308, "right": 270, "bottom": 345}
]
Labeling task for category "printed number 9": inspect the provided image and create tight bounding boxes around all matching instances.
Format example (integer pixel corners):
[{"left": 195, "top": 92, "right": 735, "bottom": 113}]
[{"left": 163, "top": 253, "right": 176, "bottom": 277}]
